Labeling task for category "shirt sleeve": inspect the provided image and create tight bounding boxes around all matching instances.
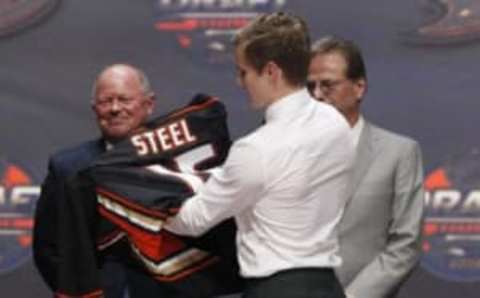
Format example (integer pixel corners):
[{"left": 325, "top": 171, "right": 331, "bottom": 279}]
[{"left": 165, "top": 140, "right": 265, "bottom": 236}]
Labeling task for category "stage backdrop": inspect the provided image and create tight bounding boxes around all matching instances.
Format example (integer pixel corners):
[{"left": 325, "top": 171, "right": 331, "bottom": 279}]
[{"left": 1, "top": 1, "right": 479, "bottom": 297}]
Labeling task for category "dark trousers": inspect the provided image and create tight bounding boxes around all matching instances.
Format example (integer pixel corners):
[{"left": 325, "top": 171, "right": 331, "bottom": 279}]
[
  {"left": 243, "top": 268, "right": 345, "bottom": 298},
  {"left": 101, "top": 260, "right": 128, "bottom": 298}
]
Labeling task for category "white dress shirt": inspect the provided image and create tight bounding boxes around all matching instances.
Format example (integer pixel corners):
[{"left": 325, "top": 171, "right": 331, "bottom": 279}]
[
  {"left": 351, "top": 116, "right": 365, "bottom": 148},
  {"left": 346, "top": 116, "right": 363, "bottom": 298},
  {"left": 166, "top": 88, "right": 355, "bottom": 278}
]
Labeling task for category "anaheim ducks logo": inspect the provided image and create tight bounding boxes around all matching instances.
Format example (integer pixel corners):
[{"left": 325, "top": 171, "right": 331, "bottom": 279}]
[
  {"left": 422, "top": 148, "right": 480, "bottom": 281},
  {"left": 0, "top": 0, "right": 61, "bottom": 37},
  {"left": 0, "top": 158, "right": 40, "bottom": 274},
  {"left": 154, "top": 0, "right": 287, "bottom": 65},
  {"left": 401, "top": 0, "right": 480, "bottom": 45}
]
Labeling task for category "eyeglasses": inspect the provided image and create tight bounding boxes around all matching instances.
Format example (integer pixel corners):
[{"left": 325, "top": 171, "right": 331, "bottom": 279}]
[
  {"left": 94, "top": 96, "right": 140, "bottom": 110},
  {"left": 306, "top": 79, "right": 349, "bottom": 94}
]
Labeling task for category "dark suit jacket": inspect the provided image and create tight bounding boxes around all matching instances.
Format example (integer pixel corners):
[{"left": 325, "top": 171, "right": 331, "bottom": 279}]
[
  {"left": 33, "top": 139, "right": 206, "bottom": 298},
  {"left": 33, "top": 139, "right": 129, "bottom": 298}
]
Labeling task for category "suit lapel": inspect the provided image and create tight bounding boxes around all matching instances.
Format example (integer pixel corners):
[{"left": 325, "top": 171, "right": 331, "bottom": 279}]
[
  {"left": 93, "top": 138, "right": 106, "bottom": 154},
  {"left": 80, "top": 139, "right": 105, "bottom": 170},
  {"left": 347, "top": 121, "right": 376, "bottom": 204}
]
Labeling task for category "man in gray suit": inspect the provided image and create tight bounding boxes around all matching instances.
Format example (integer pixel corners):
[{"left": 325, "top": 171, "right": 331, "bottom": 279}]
[{"left": 308, "top": 36, "right": 424, "bottom": 298}]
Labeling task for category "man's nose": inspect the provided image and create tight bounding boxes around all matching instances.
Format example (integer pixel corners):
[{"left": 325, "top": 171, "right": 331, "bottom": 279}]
[
  {"left": 110, "top": 99, "right": 121, "bottom": 112},
  {"left": 310, "top": 84, "right": 325, "bottom": 101}
]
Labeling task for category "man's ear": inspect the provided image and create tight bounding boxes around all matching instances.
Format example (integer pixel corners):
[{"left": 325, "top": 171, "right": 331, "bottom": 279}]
[
  {"left": 145, "top": 93, "right": 156, "bottom": 115},
  {"left": 264, "top": 61, "right": 281, "bottom": 82},
  {"left": 90, "top": 100, "right": 97, "bottom": 112},
  {"left": 354, "top": 78, "right": 367, "bottom": 99}
]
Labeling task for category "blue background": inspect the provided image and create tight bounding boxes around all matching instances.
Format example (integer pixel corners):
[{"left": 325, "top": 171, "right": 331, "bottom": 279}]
[{"left": 1, "top": 0, "right": 479, "bottom": 296}]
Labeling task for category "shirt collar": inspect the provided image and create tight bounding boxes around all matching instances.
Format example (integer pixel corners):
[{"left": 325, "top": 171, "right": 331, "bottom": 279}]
[
  {"left": 264, "top": 88, "right": 311, "bottom": 124},
  {"left": 351, "top": 115, "right": 364, "bottom": 148},
  {"left": 105, "top": 141, "right": 114, "bottom": 151}
]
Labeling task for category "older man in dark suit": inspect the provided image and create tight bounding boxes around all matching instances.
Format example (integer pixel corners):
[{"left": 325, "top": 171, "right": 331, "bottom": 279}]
[{"left": 33, "top": 64, "right": 155, "bottom": 297}]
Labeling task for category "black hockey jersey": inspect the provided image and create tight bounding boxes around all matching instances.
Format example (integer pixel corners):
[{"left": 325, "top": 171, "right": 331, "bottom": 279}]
[{"left": 55, "top": 95, "right": 242, "bottom": 297}]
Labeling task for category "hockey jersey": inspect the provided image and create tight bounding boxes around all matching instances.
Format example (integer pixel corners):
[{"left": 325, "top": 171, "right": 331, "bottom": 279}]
[{"left": 55, "top": 95, "right": 242, "bottom": 297}]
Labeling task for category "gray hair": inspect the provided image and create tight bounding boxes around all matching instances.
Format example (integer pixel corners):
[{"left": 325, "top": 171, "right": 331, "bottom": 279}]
[
  {"left": 311, "top": 36, "right": 367, "bottom": 81},
  {"left": 91, "top": 64, "right": 153, "bottom": 99}
]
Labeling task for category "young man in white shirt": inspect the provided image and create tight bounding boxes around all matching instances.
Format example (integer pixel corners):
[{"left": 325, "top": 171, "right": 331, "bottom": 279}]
[{"left": 166, "top": 12, "right": 355, "bottom": 298}]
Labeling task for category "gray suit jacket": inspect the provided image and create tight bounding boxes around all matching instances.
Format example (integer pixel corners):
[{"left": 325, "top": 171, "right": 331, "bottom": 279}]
[{"left": 336, "top": 120, "right": 424, "bottom": 298}]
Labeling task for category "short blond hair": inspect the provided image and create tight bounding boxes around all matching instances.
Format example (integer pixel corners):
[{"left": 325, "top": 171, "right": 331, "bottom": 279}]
[{"left": 233, "top": 12, "right": 311, "bottom": 87}]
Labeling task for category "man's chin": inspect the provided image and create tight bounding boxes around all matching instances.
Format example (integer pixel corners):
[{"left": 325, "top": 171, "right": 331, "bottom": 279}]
[
  {"left": 249, "top": 99, "right": 268, "bottom": 110},
  {"left": 102, "top": 129, "right": 131, "bottom": 143}
]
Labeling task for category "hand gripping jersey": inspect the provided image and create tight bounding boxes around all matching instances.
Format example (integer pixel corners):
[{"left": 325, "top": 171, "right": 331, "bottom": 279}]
[{"left": 55, "top": 95, "right": 242, "bottom": 298}]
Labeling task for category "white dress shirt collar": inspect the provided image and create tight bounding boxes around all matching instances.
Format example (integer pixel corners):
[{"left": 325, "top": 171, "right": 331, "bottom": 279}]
[
  {"left": 351, "top": 115, "right": 365, "bottom": 148},
  {"left": 265, "top": 88, "right": 310, "bottom": 124},
  {"left": 105, "top": 141, "right": 114, "bottom": 151}
]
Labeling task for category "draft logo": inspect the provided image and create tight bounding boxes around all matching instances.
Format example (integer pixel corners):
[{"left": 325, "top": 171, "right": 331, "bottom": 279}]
[
  {"left": 154, "top": 0, "right": 287, "bottom": 64},
  {"left": 0, "top": 158, "right": 40, "bottom": 274},
  {"left": 422, "top": 148, "right": 480, "bottom": 281}
]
